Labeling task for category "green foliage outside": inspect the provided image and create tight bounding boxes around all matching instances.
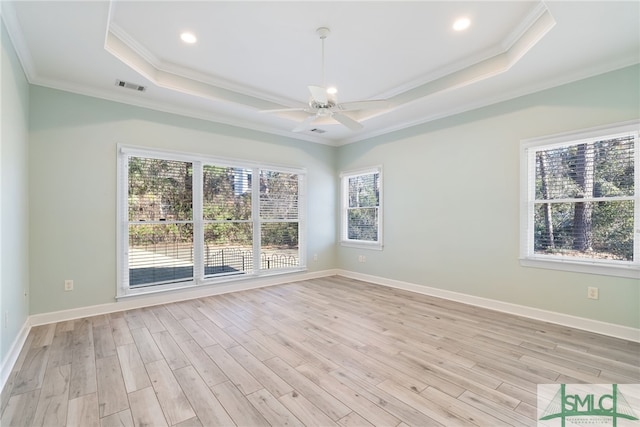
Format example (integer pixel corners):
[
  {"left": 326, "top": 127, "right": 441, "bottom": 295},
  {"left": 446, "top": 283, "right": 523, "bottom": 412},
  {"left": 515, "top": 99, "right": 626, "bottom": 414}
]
[
  {"left": 128, "top": 158, "right": 299, "bottom": 250},
  {"left": 128, "top": 157, "right": 193, "bottom": 222},
  {"left": 534, "top": 136, "right": 634, "bottom": 261},
  {"left": 260, "top": 170, "right": 299, "bottom": 248},
  {"left": 347, "top": 173, "right": 380, "bottom": 242}
]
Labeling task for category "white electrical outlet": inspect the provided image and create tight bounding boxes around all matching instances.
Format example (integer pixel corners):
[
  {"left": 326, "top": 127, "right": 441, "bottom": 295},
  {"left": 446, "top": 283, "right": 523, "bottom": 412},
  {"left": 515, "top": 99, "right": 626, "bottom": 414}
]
[
  {"left": 4, "top": 312, "right": 8, "bottom": 329},
  {"left": 64, "top": 280, "right": 74, "bottom": 291},
  {"left": 358, "top": 255, "right": 366, "bottom": 263},
  {"left": 587, "top": 287, "right": 599, "bottom": 300},
  {"left": 313, "top": 254, "right": 318, "bottom": 262}
]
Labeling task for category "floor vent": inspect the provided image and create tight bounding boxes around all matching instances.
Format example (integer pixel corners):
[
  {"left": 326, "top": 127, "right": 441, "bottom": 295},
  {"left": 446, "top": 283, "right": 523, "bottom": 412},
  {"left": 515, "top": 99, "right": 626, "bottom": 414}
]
[{"left": 115, "top": 79, "right": 146, "bottom": 92}]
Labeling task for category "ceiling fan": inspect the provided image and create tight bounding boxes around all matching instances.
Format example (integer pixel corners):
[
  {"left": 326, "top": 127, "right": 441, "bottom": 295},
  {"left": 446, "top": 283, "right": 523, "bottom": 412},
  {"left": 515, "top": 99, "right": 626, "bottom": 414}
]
[{"left": 262, "top": 27, "right": 390, "bottom": 132}]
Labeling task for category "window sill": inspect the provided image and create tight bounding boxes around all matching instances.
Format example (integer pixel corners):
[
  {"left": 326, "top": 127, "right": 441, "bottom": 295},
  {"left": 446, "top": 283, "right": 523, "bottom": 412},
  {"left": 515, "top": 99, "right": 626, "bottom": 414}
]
[
  {"left": 117, "top": 267, "right": 307, "bottom": 300},
  {"left": 340, "top": 241, "right": 383, "bottom": 251},
  {"left": 117, "top": 280, "right": 198, "bottom": 300},
  {"left": 520, "top": 257, "right": 640, "bottom": 279}
]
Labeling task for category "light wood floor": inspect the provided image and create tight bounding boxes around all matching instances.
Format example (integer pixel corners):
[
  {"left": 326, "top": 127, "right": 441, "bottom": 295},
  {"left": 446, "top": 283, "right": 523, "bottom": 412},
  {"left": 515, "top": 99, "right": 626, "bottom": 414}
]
[{"left": 1, "top": 276, "right": 639, "bottom": 426}]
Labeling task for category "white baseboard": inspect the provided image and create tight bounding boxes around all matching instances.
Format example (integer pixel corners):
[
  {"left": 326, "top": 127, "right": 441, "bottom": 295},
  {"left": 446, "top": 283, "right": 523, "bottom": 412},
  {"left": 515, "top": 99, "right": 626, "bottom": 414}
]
[
  {"left": 337, "top": 270, "right": 640, "bottom": 343},
  {"left": 1, "top": 318, "right": 31, "bottom": 394},
  {"left": 4, "top": 267, "right": 637, "bottom": 395},
  {"left": 23, "top": 268, "right": 640, "bottom": 340},
  {"left": 9, "top": 272, "right": 342, "bottom": 393},
  {"left": 29, "top": 269, "right": 340, "bottom": 326}
]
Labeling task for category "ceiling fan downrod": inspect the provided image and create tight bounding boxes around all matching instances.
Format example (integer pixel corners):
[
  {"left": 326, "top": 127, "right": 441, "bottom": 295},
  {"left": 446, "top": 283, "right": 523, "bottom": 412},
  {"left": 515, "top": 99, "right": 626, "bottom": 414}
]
[{"left": 316, "top": 27, "right": 330, "bottom": 88}]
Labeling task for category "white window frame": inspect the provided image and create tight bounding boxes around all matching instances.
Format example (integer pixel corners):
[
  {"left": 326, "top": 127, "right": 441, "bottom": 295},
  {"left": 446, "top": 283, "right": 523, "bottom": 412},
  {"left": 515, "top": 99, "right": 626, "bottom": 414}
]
[
  {"left": 340, "top": 166, "right": 383, "bottom": 250},
  {"left": 117, "top": 145, "right": 306, "bottom": 298},
  {"left": 519, "top": 120, "right": 640, "bottom": 279}
]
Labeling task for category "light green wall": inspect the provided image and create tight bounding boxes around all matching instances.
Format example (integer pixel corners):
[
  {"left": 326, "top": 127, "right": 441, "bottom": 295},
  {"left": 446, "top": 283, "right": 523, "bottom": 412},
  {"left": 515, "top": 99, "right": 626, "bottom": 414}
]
[
  {"left": 9, "top": 31, "right": 640, "bottom": 332},
  {"left": 1, "top": 20, "right": 30, "bottom": 364},
  {"left": 28, "top": 86, "right": 337, "bottom": 314},
  {"left": 338, "top": 65, "right": 640, "bottom": 329}
]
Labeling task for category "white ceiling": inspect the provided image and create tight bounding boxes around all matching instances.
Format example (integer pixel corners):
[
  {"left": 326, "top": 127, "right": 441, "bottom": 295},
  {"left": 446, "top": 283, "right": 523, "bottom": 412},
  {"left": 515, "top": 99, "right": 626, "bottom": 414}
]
[{"left": 2, "top": 1, "right": 639, "bottom": 145}]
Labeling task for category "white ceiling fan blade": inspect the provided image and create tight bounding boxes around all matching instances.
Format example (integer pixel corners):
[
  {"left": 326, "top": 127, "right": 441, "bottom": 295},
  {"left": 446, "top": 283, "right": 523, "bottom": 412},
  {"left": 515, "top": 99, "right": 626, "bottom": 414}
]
[
  {"left": 308, "top": 85, "right": 328, "bottom": 104},
  {"left": 292, "top": 115, "right": 317, "bottom": 132},
  {"left": 260, "top": 107, "right": 307, "bottom": 114},
  {"left": 338, "top": 100, "right": 390, "bottom": 112},
  {"left": 332, "top": 112, "right": 363, "bottom": 131}
]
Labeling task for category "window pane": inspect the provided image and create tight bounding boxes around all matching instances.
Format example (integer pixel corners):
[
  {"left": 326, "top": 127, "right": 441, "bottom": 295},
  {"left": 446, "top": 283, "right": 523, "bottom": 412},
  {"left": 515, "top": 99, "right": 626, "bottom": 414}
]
[
  {"left": 348, "top": 173, "right": 379, "bottom": 208},
  {"left": 534, "top": 201, "right": 634, "bottom": 261},
  {"left": 594, "top": 137, "right": 635, "bottom": 197},
  {"left": 260, "top": 222, "right": 299, "bottom": 270},
  {"left": 128, "top": 157, "right": 193, "bottom": 221},
  {"left": 203, "top": 166, "right": 251, "bottom": 220},
  {"left": 204, "top": 223, "right": 253, "bottom": 276},
  {"left": 260, "top": 171, "right": 299, "bottom": 220},
  {"left": 129, "top": 223, "right": 193, "bottom": 286},
  {"left": 348, "top": 207, "right": 378, "bottom": 241},
  {"left": 535, "top": 136, "right": 634, "bottom": 200}
]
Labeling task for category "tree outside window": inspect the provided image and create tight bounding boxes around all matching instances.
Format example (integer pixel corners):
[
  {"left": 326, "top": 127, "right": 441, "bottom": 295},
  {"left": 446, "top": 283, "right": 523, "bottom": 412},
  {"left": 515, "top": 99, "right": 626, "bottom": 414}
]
[
  {"left": 521, "top": 122, "right": 639, "bottom": 278},
  {"left": 341, "top": 167, "right": 383, "bottom": 249}
]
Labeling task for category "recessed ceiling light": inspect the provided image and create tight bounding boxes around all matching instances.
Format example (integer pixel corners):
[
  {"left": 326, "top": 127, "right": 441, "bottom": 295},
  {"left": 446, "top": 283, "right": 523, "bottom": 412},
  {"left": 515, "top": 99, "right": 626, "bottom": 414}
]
[
  {"left": 453, "top": 17, "right": 471, "bottom": 31},
  {"left": 180, "top": 32, "right": 197, "bottom": 44}
]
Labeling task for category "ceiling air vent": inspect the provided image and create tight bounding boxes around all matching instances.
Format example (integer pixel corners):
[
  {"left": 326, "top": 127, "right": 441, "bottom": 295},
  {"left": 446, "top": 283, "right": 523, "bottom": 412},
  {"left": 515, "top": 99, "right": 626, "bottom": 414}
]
[
  {"left": 115, "top": 79, "right": 146, "bottom": 92},
  {"left": 310, "top": 128, "right": 326, "bottom": 134}
]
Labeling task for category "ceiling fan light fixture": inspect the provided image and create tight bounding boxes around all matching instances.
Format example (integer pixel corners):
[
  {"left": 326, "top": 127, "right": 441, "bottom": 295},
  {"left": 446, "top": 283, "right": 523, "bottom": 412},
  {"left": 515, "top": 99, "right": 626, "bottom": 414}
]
[{"left": 326, "top": 86, "right": 338, "bottom": 95}]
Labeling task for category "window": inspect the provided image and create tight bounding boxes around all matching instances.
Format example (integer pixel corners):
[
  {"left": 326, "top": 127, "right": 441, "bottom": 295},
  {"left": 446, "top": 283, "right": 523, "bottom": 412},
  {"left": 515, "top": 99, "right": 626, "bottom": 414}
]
[
  {"left": 520, "top": 121, "right": 639, "bottom": 278},
  {"left": 341, "top": 166, "right": 383, "bottom": 249},
  {"left": 118, "top": 146, "right": 305, "bottom": 296},
  {"left": 127, "top": 157, "right": 195, "bottom": 286}
]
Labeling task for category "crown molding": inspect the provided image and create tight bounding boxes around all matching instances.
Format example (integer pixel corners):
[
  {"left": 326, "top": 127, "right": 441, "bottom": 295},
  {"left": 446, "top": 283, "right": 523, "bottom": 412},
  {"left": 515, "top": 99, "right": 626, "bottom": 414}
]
[
  {"left": 338, "top": 58, "right": 639, "bottom": 146},
  {"left": 373, "top": 2, "right": 554, "bottom": 101},
  {"left": 107, "top": 19, "right": 298, "bottom": 108},
  {"left": 27, "top": 75, "right": 335, "bottom": 147},
  {"left": 0, "top": 1, "right": 37, "bottom": 82}
]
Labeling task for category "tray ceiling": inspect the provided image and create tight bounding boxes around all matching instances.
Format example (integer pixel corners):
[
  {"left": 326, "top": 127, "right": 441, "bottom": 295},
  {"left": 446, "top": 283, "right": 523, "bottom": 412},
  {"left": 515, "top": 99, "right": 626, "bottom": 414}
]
[{"left": 2, "top": 1, "right": 638, "bottom": 145}]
